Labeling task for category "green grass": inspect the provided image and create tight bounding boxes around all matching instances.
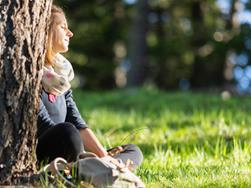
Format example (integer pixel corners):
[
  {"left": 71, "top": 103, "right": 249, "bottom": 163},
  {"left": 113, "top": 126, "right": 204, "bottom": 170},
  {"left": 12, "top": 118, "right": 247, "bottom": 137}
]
[{"left": 72, "top": 88, "right": 251, "bottom": 188}]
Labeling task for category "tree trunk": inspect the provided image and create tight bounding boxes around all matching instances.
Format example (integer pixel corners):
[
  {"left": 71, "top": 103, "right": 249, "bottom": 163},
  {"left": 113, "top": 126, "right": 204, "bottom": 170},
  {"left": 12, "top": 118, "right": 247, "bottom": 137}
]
[
  {"left": 226, "top": 0, "right": 238, "bottom": 30},
  {"left": 127, "top": 0, "right": 148, "bottom": 87},
  {"left": 0, "top": 0, "right": 52, "bottom": 184},
  {"left": 189, "top": 0, "right": 205, "bottom": 88},
  {"left": 153, "top": 6, "right": 170, "bottom": 88}
]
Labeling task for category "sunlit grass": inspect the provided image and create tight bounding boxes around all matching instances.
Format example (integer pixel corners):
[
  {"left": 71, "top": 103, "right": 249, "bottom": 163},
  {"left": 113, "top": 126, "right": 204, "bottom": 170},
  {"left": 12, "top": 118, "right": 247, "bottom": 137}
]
[{"left": 73, "top": 88, "right": 251, "bottom": 187}]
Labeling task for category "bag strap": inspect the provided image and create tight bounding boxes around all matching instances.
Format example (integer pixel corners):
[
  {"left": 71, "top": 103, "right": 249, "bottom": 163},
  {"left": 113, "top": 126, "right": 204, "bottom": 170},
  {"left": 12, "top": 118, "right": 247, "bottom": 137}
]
[
  {"left": 41, "top": 157, "right": 76, "bottom": 188},
  {"left": 78, "top": 151, "right": 98, "bottom": 159}
]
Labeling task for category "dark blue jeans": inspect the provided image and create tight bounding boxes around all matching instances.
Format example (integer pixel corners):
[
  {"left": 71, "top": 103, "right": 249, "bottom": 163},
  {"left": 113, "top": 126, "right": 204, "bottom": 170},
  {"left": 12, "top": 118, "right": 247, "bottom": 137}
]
[{"left": 36, "top": 123, "right": 143, "bottom": 169}]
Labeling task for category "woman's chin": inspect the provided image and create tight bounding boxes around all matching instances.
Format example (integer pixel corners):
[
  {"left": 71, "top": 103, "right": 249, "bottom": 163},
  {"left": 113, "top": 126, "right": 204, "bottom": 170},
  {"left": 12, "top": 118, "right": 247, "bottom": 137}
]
[{"left": 60, "top": 47, "right": 69, "bottom": 53}]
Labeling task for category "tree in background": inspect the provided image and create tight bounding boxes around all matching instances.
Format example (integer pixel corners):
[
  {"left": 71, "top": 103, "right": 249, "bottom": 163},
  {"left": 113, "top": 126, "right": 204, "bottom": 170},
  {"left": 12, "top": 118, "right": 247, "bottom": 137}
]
[
  {"left": 146, "top": 0, "right": 250, "bottom": 89},
  {"left": 55, "top": 0, "right": 127, "bottom": 89},
  {"left": 189, "top": 0, "right": 241, "bottom": 88},
  {"left": 53, "top": 0, "right": 251, "bottom": 90},
  {"left": 126, "top": 0, "right": 149, "bottom": 87},
  {"left": 0, "top": 0, "right": 52, "bottom": 184}
]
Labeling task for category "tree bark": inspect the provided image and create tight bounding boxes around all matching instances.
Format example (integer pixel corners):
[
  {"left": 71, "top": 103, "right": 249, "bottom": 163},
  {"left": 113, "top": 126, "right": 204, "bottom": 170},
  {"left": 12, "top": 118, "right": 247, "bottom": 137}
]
[{"left": 0, "top": 0, "right": 52, "bottom": 184}]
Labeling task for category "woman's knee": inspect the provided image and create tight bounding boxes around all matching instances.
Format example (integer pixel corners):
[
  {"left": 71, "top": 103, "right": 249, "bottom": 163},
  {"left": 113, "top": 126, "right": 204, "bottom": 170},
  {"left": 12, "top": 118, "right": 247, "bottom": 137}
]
[
  {"left": 62, "top": 122, "right": 83, "bottom": 147},
  {"left": 58, "top": 122, "right": 77, "bottom": 134},
  {"left": 56, "top": 122, "right": 82, "bottom": 140},
  {"left": 122, "top": 144, "right": 144, "bottom": 165}
]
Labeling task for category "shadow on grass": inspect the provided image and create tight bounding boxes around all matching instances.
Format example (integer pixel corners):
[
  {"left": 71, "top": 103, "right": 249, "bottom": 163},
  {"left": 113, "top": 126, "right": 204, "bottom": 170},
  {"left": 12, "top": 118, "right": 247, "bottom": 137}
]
[
  {"left": 74, "top": 89, "right": 251, "bottom": 127},
  {"left": 75, "top": 88, "right": 251, "bottom": 109}
]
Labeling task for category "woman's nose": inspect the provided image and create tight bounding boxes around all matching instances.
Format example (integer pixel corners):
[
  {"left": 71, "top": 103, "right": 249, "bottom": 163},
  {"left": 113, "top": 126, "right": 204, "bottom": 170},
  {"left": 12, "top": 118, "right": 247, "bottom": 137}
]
[{"left": 67, "top": 29, "right": 73, "bottom": 38}]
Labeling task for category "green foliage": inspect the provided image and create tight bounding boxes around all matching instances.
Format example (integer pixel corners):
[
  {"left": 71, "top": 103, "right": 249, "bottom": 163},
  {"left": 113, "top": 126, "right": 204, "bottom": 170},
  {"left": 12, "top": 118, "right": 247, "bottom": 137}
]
[
  {"left": 55, "top": 0, "right": 128, "bottom": 89},
  {"left": 72, "top": 88, "right": 251, "bottom": 187},
  {"left": 53, "top": 0, "right": 251, "bottom": 89}
]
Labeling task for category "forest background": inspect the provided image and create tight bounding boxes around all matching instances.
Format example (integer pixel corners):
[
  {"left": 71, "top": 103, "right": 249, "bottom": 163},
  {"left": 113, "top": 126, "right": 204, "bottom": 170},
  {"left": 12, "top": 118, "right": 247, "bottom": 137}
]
[{"left": 56, "top": 0, "right": 251, "bottom": 94}]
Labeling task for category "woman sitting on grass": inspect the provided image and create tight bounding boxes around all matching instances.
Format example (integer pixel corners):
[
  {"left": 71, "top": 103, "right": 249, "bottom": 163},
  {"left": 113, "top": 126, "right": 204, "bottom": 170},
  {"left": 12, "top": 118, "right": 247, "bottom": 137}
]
[{"left": 36, "top": 5, "right": 143, "bottom": 171}]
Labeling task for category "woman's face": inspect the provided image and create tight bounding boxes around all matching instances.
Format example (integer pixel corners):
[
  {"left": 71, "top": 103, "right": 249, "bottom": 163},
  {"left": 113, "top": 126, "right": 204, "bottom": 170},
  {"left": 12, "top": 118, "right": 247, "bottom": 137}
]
[{"left": 52, "top": 13, "right": 73, "bottom": 54}]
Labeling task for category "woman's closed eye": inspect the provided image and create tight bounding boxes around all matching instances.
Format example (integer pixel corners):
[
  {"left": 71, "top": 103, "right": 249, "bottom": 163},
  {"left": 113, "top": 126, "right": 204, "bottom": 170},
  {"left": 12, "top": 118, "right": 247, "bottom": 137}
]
[{"left": 61, "top": 25, "right": 66, "bottom": 30}]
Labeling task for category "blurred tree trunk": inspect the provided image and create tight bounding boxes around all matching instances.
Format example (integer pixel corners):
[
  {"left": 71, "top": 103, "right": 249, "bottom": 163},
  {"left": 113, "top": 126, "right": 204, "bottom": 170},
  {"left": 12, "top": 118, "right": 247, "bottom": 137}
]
[
  {"left": 223, "top": 0, "right": 240, "bottom": 89},
  {"left": 127, "top": 0, "right": 149, "bottom": 87},
  {"left": 152, "top": 6, "right": 169, "bottom": 88},
  {"left": 190, "top": 0, "right": 240, "bottom": 88},
  {"left": 189, "top": 0, "right": 208, "bottom": 88},
  {"left": 0, "top": 0, "right": 52, "bottom": 184},
  {"left": 227, "top": 0, "right": 238, "bottom": 30}
]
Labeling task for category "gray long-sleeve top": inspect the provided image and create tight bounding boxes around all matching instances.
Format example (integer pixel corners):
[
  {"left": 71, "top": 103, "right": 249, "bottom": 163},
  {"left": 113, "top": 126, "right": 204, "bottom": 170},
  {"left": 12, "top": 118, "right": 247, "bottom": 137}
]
[{"left": 37, "top": 89, "right": 88, "bottom": 137}]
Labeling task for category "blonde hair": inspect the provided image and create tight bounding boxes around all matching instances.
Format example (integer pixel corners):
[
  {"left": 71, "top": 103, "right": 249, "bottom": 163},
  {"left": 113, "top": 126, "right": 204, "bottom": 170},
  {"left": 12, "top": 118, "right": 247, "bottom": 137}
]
[{"left": 45, "top": 5, "right": 65, "bottom": 66}]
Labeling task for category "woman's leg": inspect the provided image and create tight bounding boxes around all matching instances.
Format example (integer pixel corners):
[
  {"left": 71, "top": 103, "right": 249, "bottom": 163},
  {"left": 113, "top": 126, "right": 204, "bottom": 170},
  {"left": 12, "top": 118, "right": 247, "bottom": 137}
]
[
  {"left": 110, "top": 144, "right": 143, "bottom": 170},
  {"left": 36, "top": 122, "right": 84, "bottom": 163}
]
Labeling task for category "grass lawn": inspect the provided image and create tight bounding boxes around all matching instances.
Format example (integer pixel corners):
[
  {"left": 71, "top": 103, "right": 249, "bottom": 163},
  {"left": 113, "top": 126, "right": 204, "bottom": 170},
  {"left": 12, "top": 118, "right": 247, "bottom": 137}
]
[{"left": 73, "top": 88, "right": 251, "bottom": 188}]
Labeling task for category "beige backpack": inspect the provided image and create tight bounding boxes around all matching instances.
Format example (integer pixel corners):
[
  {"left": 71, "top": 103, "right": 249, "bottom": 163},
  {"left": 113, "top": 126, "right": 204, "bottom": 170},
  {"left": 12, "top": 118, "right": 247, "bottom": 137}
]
[{"left": 42, "top": 154, "right": 145, "bottom": 188}]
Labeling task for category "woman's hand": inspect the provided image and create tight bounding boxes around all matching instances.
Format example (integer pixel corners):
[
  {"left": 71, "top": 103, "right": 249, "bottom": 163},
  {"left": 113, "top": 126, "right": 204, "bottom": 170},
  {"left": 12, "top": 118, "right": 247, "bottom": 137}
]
[{"left": 107, "top": 146, "right": 124, "bottom": 157}]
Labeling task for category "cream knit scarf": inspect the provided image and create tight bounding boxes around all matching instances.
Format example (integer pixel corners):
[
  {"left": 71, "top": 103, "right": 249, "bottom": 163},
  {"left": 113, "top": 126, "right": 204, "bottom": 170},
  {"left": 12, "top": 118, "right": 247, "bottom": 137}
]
[{"left": 42, "top": 54, "right": 74, "bottom": 102}]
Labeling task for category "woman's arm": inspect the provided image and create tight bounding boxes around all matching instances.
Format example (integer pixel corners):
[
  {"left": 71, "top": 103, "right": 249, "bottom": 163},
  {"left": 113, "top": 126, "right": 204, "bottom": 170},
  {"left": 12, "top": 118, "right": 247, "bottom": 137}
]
[
  {"left": 65, "top": 90, "right": 107, "bottom": 157},
  {"left": 65, "top": 90, "right": 88, "bottom": 129},
  {"left": 79, "top": 128, "right": 108, "bottom": 157}
]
